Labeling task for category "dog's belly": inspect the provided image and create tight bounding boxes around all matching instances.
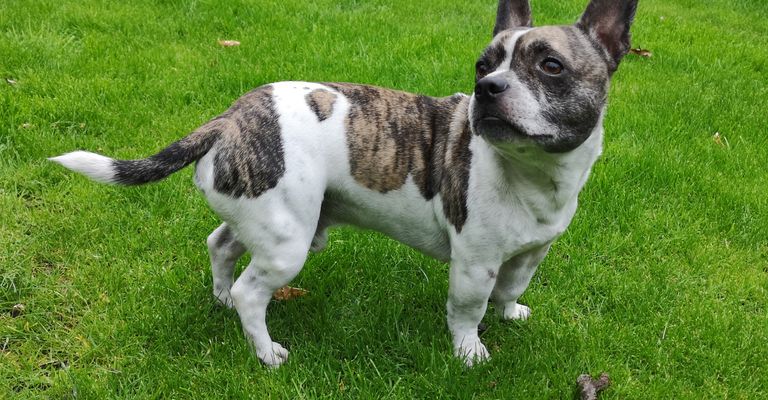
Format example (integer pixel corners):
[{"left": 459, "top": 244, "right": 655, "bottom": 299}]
[{"left": 322, "top": 179, "right": 452, "bottom": 262}]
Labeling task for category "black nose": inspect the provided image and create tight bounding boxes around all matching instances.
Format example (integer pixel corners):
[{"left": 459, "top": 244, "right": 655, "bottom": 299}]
[{"left": 474, "top": 75, "right": 509, "bottom": 102}]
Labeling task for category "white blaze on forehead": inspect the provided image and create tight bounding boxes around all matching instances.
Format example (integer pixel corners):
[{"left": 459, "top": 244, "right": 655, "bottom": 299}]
[{"left": 490, "top": 28, "right": 532, "bottom": 77}]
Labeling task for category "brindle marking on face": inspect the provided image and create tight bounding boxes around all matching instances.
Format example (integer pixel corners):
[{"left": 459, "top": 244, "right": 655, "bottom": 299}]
[
  {"left": 515, "top": 26, "right": 608, "bottom": 152},
  {"left": 305, "top": 89, "right": 337, "bottom": 122},
  {"left": 211, "top": 85, "right": 286, "bottom": 198},
  {"left": 478, "top": 26, "right": 609, "bottom": 153},
  {"left": 475, "top": 29, "right": 528, "bottom": 82},
  {"left": 324, "top": 83, "right": 473, "bottom": 232},
  {"left": 476, "top": 40, "right": 507, "bottom": 81}
]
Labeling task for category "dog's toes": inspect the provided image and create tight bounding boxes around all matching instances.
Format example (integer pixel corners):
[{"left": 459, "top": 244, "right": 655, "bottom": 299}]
[
  {"left": 258, "top": 342, "right": 289, "bottom": 368},
  {"left": 272, "top": 342, "right": 289, "bottom": 359},
  {"left": 500, "top": 302, "right": 531, "bottom": 321},
  {"left": 455, "top": 338, "right": 490, "bottom": 367}
]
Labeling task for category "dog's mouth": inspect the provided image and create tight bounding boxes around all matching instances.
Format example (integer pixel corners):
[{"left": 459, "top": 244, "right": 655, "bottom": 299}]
[{"left": 474, "top": 114, "right": 529, "bottom": 141}]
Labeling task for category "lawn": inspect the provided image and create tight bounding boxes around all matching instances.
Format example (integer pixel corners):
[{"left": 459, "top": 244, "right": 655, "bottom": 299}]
[{"left": 1, "top": 0, "right": 767, "bottom": 398}]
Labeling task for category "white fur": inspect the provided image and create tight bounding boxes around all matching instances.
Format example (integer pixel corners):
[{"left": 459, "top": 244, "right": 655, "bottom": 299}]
[
  {"left": 443, "top": 124, "right": 601, "bottom": 365},
  {"left": 48, "top": 151, "right": 117, "bottom": 184}
]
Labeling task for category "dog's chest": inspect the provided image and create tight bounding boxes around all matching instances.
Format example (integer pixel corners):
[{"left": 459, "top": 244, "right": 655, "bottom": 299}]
[
  {"left": 456, "top": 137, "right": 585, "bottom": 260},
  {"left": 461, "top": 191, "right": 574, "bottom": 261}
]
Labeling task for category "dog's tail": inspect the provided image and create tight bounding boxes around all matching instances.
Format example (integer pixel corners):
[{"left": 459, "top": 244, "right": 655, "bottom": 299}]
[{"left": 49, "top": 121, "right": 222, "bottom": 185}]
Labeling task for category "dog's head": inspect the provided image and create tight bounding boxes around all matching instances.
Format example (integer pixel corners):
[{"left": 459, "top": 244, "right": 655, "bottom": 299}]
[{"left": 470, "top": 0, "right": 638, "bottom": 153}]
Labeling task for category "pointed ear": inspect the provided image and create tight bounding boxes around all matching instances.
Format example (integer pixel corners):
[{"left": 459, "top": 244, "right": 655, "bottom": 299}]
[
  {"left": 493, "top": 0, "right": 533, "bottom": 37},
  {"left": 576, "top": 0, "right": 638, "bottom": 71}
]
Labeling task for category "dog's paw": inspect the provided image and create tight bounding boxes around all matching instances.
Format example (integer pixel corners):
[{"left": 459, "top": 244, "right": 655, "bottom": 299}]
[
  {"left": 454, "top": 337, "right": 490, "bottom": 367},
  {"left": 257, "top": 342, "right": 289, "bottom": 368},
  {"left": 499, "top": 302, "right": 531, "bottom": 321},
  {"left": 213, "top": 288, "right": 234, "bottom": 309}
]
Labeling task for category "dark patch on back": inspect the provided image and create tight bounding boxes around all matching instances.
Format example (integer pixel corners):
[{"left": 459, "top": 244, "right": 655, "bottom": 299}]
[
  {"left": 211, "top": 85, "right": 286, "bottom": 198},
  {"left": 305, "top": 89, "right": 337, "bottom": 122},
  {"left": 325, "top": 83, "right": 473, "bottom": 232}
]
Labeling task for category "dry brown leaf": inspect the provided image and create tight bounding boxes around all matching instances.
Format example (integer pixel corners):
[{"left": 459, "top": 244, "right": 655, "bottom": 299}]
[
  {"left": 5, "top": 78, "right": 17, "bottom": 86},
  {"left": 629, "top": 48, "right": 652, "bottom": 58},
  {"left": 273, "top": 286, "right": 308, "bottom": 301},
  {"left": 218, "top": 40, "right": 241, "bottom": 47}
]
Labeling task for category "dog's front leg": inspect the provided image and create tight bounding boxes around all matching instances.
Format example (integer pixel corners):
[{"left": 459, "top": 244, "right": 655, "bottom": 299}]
[
  {"left": 491, "top": 244, "right": 551, "bottom": 321},
  {"left": 446, "top": 259, "right": 500, "bottom": 367}
]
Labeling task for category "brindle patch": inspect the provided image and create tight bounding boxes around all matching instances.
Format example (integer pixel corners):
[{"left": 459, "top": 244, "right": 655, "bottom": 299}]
[
  {"left": 440, "top": 99, "right": 473, "bottom": 232},
  {"left": 211, "top": 85, "right": 286, "bottom": 198},
  {"left": 305, "top": 89, "right": 337, "bottom": 122},
  {"left": 325, "top": 83, "right": 473, "bottom": 232}
]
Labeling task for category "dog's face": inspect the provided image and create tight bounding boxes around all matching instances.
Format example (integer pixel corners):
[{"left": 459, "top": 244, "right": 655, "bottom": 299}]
[{"left": 470, "top": 0, "right": 637, "bottom": 153}]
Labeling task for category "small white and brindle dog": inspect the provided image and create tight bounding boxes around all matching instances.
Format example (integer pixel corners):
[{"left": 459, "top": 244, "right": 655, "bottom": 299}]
[{"left": 51, "top": 0, "right": 637, "bottom": 367}]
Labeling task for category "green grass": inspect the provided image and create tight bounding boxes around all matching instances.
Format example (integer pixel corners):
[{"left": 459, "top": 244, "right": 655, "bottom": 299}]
[{"left": 1, "top": 0, "right": 767, "bottom": 398}]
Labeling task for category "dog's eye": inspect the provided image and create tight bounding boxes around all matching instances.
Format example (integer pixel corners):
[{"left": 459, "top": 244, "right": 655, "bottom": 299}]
[
  {"left": 540, "top": 58, "right": 564, "bottom": 75},
  {"left": 476, "top": 60, "right": 490, "bottom": 79}
]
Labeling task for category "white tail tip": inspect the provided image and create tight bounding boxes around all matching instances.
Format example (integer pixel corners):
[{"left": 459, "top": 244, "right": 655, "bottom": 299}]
[{"left": 49, "top": 151, "right": 117, "bottom": 184}]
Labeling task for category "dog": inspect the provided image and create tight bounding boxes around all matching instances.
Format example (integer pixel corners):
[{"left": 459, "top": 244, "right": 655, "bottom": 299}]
[{"left": 50, "top": 0, "right": 638, "bottom": 367}]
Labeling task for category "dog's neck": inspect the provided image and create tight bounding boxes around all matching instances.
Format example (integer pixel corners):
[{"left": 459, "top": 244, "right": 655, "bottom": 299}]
[{"left": 461, "top": 103, "right": 604, "bottom": 222}]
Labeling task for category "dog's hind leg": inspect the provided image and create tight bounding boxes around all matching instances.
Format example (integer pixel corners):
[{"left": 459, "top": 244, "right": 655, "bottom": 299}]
[
  {"left": 207, "top": 223, "right": 246, "bottom": 308},
  {"left": 490, "top": 244, "right": 551, "bottom": 321},
  {"left": 229, "top": 213, "right": 315, "bottom": 367},
  {"left": 215, "top": 178, "right": 323, "bottom": 367}
]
